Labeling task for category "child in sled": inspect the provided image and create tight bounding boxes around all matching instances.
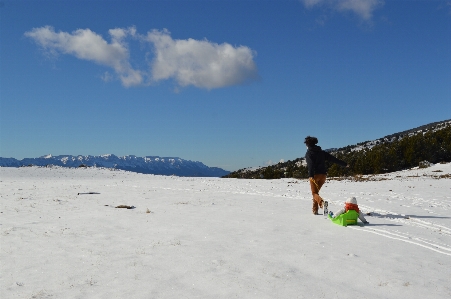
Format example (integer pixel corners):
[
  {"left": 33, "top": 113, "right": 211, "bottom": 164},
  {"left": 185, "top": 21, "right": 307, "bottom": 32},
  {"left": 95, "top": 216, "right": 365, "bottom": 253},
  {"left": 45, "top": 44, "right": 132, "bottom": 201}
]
[{"left": 330, "top": 197, "right": 369, "bottom": 224}]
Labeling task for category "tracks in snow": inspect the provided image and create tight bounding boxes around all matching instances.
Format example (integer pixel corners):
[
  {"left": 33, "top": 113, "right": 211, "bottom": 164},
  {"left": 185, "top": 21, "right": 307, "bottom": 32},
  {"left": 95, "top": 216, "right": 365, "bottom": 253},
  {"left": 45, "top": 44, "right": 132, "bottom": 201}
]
[{"left": 349, "top": 226, "right": 451, "bottom": 256}]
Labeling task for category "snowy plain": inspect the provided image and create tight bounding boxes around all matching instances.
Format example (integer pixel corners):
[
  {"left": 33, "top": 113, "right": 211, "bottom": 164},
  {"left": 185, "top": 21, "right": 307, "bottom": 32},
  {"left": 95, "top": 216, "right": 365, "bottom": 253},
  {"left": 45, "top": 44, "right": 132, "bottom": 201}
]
[{"left": 1, "top": 164, "right": 450, "bottom": 299}]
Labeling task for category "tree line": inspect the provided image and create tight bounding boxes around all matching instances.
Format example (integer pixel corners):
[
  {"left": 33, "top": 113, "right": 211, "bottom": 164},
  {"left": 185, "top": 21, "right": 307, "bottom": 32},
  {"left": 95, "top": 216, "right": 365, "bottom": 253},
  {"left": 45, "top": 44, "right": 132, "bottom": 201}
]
[{"left": 223, "top": 124, "right": 451, "bottom": 179}]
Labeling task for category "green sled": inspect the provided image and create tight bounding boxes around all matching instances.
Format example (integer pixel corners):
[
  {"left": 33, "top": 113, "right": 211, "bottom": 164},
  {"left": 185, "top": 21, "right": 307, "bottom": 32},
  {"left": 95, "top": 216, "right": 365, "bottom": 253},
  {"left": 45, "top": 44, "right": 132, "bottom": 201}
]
[{"left": 328, "top": 210, "right": 359, "bottom": 227}]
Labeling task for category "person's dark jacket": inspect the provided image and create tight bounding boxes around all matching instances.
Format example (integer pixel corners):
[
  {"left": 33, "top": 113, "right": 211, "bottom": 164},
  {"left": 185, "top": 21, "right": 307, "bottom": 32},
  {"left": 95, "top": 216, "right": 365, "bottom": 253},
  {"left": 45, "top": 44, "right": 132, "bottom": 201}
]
[{"left": 305, "top": 145, "right": 347, "bottom": 177}]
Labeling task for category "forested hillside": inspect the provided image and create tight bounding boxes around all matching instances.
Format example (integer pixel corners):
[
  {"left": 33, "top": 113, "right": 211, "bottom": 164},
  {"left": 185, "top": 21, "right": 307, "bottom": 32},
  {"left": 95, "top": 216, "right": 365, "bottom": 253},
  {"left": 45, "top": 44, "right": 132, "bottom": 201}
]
[{"left": 223, "top": 121, "right": 451, "bottom": 179}]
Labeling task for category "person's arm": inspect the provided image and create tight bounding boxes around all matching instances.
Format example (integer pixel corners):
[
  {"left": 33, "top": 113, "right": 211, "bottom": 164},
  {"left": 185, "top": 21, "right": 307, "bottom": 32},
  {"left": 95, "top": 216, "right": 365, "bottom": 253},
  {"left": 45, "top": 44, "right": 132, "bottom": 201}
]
[
  {"left": 305, "top": 152, "right": 314, "bottom": 177},
  {"left": 333, "top": 207, "right": 345, "bottom": 218},
  {"left": 358, "top": 212, "right": 369, "bottom": 224},
  {"left": 324, "top": 152, "right": 347, "bottom": 167}
]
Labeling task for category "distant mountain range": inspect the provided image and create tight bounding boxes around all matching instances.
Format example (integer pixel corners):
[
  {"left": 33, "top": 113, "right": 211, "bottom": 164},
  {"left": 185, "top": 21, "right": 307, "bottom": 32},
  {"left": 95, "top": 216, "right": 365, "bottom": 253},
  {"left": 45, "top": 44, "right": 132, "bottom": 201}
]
[{"left": 0, "top": 154, "right": 230, "bottom": 177}]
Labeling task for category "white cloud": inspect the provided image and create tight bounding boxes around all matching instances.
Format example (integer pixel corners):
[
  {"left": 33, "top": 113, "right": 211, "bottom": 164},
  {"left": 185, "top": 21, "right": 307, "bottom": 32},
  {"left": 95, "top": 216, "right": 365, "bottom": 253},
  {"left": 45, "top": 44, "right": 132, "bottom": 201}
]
[
  {"left": 144, "top": 29, "right": 258, "bottom": 89},
  {"left": 300, "top": 0, "right": 384, "bottom": 21},
  {"left": 337, "top": 0, "right": 383, "bottom": 20},
  {"left": 25, "top": 26, "right": 259, "bottom": 90},
  {"left": 302, "top": 0, "right": 324, "bottom": 8},
  {"left": 100, "top": 71, "right": 114, "bottom": 82},
  {"left": 25, "top": 26, "right": 143, "bottom": 87}
]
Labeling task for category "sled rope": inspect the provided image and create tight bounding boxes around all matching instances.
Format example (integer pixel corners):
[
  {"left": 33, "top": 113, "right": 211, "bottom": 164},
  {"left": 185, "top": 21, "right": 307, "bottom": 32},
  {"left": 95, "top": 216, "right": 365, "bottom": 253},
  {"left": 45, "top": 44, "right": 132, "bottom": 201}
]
[{"left": 310, "top": 177, "right": 320, "bottom": 192}]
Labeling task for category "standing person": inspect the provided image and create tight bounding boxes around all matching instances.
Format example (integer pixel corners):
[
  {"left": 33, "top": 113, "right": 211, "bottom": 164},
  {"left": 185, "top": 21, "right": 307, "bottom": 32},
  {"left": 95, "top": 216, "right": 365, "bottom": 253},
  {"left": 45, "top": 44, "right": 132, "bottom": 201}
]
[{"left": 304, "top": 136, "right": 348, "bottom": 215}]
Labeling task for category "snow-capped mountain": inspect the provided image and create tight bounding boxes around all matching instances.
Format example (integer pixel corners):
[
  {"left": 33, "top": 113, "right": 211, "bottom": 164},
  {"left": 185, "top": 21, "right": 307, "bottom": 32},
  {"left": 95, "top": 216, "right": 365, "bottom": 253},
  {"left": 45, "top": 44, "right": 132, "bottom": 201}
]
[{"left": 0, "top": 154, "right": 230, "bottom": 177}]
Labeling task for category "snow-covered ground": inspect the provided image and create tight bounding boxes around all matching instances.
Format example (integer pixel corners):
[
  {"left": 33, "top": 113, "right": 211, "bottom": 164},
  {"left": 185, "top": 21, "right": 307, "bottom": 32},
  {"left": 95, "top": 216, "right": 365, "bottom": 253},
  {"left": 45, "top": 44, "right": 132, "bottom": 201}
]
[{"left": 1, "top": 164, "right": 450, "bottom": 298}]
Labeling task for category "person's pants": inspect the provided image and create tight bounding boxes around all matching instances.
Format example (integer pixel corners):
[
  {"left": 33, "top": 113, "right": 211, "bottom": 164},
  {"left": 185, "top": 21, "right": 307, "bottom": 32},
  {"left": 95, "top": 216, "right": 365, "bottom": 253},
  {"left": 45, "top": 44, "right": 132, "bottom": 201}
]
[{"left": 309, "top": 174, "right": 327, "bottom": 214}]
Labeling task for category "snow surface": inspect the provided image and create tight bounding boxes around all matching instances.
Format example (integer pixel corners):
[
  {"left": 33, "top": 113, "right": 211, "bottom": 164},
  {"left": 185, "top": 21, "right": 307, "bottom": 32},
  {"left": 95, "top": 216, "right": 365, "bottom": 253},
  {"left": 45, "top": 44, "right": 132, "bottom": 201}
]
[{"left": 1, "top": 164, "right": 450, "bottom": 298}]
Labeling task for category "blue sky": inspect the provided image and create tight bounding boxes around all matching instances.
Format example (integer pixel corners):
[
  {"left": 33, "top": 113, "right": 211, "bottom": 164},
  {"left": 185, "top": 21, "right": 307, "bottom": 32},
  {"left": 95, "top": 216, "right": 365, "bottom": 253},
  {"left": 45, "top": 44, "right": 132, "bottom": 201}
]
[{"left": 1, "top": 0, "right": 450, "bottom": 171}]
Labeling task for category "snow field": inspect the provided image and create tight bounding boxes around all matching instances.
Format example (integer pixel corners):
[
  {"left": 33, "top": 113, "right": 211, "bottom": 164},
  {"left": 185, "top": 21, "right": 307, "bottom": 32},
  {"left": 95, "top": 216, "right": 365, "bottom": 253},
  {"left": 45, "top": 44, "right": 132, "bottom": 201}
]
[{"left": 1, "top": 164, "right": 450, "bottom": 298}]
